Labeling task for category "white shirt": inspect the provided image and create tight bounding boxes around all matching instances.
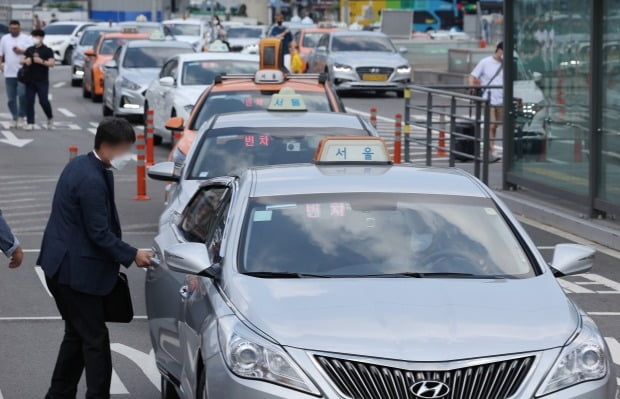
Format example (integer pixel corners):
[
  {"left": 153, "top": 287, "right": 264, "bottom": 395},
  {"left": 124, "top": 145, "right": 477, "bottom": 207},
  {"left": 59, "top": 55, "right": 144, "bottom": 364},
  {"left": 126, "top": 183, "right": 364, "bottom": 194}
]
[
  {"left": 0, "top": 33, "right": 32, "bottom": 78},
  {"left": 471, "top": 55, "right": 503, "bottom": 106},
  {"left": 301, "top": 16, "right": 314, "bottom": 25}
]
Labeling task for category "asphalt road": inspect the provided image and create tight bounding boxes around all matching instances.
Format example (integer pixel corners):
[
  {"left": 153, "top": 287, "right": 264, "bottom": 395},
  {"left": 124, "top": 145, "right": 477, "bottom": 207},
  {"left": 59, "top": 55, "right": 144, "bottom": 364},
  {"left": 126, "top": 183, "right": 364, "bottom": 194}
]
[{"left": 0, "top": 66, "right": 618, "bottom": 398}]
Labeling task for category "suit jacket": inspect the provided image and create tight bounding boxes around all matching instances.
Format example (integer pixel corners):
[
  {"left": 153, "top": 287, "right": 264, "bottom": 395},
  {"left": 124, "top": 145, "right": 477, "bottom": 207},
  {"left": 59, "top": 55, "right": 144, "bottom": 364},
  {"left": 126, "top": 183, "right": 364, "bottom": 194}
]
[
  {"left": 0, "top": 209, "right": 19, "bottom": 257},
  {"left": 37, "top": 152, "right": 137, "bottom": 296}
]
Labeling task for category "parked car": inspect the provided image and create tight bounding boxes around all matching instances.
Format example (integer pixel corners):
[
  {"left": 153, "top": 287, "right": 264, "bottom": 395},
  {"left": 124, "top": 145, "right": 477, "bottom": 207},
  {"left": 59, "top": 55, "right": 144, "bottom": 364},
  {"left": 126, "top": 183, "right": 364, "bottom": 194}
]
[
  {"left": 225, "top": 24, "right": 265, "bottom": 53},
  {"left": 44, "top": 21, "right": 95, "bottom": 64},
  {"left": 163, "top": 19, "right": 209, "bottom": 50},
  {"left": 70, "top": 25, "right": 119, "bottom": 87},
  {"left": 102, "top": 39, "right": 194, "bottom": 120},
  {"left": 144, "top": 52, "right": 259, "bottom": 140},
  {"left": 294, "top": 27, "right": 341, "bottom": 71},
  {"left": 307, "top": 30, "right": 411, "bottom": 95}
]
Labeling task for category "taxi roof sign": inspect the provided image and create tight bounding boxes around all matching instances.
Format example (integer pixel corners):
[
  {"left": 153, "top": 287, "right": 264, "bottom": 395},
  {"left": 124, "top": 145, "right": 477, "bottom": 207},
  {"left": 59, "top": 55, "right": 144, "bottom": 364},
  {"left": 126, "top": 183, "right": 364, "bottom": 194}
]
[
  {"left": 149, "top": 30, "right": 166, "bottom": 40},
  {"left": 268, "top": 87, "right": 307, "bottom": 111},
  {"left": 314, "top": 137, "right": 391, "bottom": 164},
  {"left": 208, "top": 40, "right": 230, "bottom": 52},
  {"left": 254, "top": 69, "right": 285, "bottom": 84}
]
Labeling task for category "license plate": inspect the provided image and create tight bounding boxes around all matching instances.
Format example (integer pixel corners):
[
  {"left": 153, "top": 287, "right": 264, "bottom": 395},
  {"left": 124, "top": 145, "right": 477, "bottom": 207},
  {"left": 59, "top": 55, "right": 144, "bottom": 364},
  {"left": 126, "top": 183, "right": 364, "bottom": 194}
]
[{"left": 362, "top": 74, "right": 388, "bottom": 81}]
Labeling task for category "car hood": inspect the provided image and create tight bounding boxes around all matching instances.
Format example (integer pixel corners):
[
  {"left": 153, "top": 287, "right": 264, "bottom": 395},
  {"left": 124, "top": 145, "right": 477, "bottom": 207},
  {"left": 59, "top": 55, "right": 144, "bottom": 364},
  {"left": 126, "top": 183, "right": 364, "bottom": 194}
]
[
  {"left": 121, "top": 68, "right": 160, "bottom": 86},
  {"left": 226, "top": 274, "right": 579, "bottom": 361},
  {"left": 330, "top": 51, "right": 408, "bottom": 68},
  {"left": 45, "top": 34, "right": 71, "bottom": 44},
  {"left": 174, "top": 35, "right": 200, "bottom": 44}
]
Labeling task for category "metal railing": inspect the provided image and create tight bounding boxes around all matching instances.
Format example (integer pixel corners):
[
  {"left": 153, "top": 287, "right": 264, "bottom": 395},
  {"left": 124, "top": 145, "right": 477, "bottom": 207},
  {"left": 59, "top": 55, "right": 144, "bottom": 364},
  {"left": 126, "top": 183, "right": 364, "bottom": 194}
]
[{"left": 402, "top": 84, "right": 502, "bottom": 185}]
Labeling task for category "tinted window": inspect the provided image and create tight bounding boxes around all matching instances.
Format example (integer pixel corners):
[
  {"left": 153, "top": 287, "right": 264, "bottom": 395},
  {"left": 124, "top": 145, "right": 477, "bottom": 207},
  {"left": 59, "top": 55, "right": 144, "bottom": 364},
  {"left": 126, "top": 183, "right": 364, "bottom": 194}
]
[
  {"left": 413, "top": 11, "right": 437, "bottom": 25},
  {"left": 45, "top": 24, "right": 77, "bottom": 35},
  {"left": 240, "top": 194, "right": 535, "bottom": 278},
  {"left": 227, "top": 27, "right": 263, "bottom": 38},
  {"left": 331, "top": 35, "right": 395, "bottom": 52},
  {"left": 182, "top": 60, "right": 258, "bottom": 85},
  {"left": 180, "top": 187, "right": 228, "bottom": 242},
  {"left": 99, "top": 38, "right": 130, "bottom": 55},
  {"left": 165, "top": 23, "right": 201, "bottom": 36},
  {"left": 188, "top": 126, "right": 369, "bottom": 179},
  {"left": 123, "top": 46, "right": 193, "bottom": 68},
  {"left": 302, "top": 32, "right": 324, "bottom": 48},
  {"left": 190, "top": 90, "right": 332, "bottom": 130}
]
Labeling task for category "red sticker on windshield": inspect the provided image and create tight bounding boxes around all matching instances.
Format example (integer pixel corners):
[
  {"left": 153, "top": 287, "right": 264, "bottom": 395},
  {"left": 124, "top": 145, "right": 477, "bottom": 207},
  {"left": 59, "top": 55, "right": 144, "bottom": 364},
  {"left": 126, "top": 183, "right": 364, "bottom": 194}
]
[
  {"left": 305, "top": 204, "right": 321, "bottom": 218},
  {"left": 244, "top": 136, "right": 255, "bottom": 147},
  {"left": 259, "top": 135, "right": 269, "bottom": 146}
]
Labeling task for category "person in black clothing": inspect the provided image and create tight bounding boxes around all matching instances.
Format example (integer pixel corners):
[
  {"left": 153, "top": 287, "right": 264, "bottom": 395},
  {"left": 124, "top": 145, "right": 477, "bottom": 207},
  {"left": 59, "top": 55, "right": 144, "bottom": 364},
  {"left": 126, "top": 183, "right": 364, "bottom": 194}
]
[
  {"left": 20, "top": 28, "right": 54, "bottom": 130},
  {"left": 268, "top": 13, "right": 293, "bottom": 55}
]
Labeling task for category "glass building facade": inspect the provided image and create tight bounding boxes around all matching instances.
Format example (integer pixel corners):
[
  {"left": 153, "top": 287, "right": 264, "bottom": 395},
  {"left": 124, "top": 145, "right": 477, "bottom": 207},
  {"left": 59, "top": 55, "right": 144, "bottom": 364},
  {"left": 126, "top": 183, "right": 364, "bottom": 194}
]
[{"left": 504, "top": 0, "right": 620, "bottom": 216}]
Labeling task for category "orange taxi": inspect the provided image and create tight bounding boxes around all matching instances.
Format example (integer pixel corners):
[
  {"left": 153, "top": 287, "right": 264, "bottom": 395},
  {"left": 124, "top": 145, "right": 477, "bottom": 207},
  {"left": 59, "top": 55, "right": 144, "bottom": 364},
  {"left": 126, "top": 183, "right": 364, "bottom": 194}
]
[
  {"left": 294, "top": 27, "right": 342, "bottom": 72},
  {"left": 82, "top": 31, "right": 148, "bottom": 102},
  {"left": 165, "top": 38, "right": 345, "bottom": 164}
]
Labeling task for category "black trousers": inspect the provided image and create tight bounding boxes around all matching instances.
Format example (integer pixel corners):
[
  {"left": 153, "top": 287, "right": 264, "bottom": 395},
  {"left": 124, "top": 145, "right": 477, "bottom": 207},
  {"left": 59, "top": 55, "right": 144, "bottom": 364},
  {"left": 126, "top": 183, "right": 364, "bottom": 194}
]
[
  {"left": 45, "top": 275, "right": 112, "bottom": 399},
  {"left": 26, "top": 80, "right": 53, "bottom": 124}
]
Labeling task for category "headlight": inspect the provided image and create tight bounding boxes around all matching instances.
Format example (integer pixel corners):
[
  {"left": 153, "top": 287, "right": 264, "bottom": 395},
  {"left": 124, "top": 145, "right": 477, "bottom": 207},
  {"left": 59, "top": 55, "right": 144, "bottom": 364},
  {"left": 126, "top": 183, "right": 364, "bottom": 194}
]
[
  {"left": 120, "top": 77, "right": 141, "bottom": 91},
  {"left": 218, "top": 315, "right": 320, "bottom": 395},
  {"left": 183, "top": 104, "right": 194, "bottom": 113},
  {"left": 397, "top": 65, "right": 411, "bottom": 74},
  {"left": 332, "top": 63, "right": 353, "bottom": 73},
  {"left": 537, "top": 314, "right": 608, "bottom": 395}
]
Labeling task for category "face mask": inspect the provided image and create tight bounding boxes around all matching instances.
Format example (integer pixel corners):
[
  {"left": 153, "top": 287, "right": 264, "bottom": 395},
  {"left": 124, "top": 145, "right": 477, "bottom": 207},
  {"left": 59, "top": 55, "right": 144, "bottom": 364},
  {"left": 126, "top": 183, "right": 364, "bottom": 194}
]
[
  {"left": 277, "top": 21, "right": 282, "bottom": 26},
  {"left": 110, "top": 153, "right": 132, "bottom": 171},
  {"left": 10, "top": 31, "right": 19, "bottom": 38},
  {"left": 32, "top": 37, "right": 42, "bottom": 45}
]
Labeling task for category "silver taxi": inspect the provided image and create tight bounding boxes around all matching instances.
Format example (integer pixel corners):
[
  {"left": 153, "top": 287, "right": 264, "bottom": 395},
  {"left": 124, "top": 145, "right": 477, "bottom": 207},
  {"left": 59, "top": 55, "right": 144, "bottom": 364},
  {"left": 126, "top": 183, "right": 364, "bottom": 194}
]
[{"left": 146, "top": 137, "right": 615, "bottom": 399}]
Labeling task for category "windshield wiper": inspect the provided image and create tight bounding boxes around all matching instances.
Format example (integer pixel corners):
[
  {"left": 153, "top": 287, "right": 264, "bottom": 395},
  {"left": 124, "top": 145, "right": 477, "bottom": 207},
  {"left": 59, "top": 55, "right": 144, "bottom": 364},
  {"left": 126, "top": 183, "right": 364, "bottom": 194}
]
[
  {"left": 371, "top": 272, "right": 506, "bottom": 279},
  {"left": 242, "top": 271, "right": 330, "bottom": 279}
]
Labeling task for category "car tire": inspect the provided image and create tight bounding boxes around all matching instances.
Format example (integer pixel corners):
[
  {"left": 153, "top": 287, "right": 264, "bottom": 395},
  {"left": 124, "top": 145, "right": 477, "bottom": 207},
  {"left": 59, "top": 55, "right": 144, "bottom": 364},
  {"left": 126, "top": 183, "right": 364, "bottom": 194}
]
[
  {"left": 71, "top": 78, "right": 81, "bottom": 87},
  {"left": 82, "top": 84, "right": 91, "bottom": 98},
  {"left": 160, "top": 375, "right": 180, "bottom": 399},
  {"left": 63, "top": 47, "right": 73, "bottom": 65},
  {"left": 102, "top": 103, "right": 113, "bottom": 117}
]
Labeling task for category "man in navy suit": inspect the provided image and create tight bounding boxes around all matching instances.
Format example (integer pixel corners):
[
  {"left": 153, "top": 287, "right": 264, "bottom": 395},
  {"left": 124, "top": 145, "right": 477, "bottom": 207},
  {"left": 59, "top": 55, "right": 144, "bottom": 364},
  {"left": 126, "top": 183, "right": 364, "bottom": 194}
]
[{"left": 38, "top": 117, "right": 152, "bottom": 399}]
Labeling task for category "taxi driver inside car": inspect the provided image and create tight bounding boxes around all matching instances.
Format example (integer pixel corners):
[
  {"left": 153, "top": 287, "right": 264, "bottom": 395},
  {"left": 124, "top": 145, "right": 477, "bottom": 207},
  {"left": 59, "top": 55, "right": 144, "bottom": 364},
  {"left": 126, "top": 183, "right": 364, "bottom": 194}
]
[{"left": 145, "top": 136, "right": 615, "bottom": 399}]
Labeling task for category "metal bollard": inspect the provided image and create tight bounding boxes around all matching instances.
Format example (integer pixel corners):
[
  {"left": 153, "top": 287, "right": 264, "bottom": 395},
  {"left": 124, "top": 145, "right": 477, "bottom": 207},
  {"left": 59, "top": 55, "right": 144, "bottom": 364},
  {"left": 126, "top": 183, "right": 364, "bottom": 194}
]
[
  {"left": 134, "top": 130, "right": 150, "bottom": 201},
  {"left": 394, "top": 113, "right": 402, "bottom": 164},
  {"left": 68, "top": 146, "right": 78, "bottom": 162},
  {"left": 437, "top": 112, "right": 446, "bottom": 156},
  {"left": 145, "top": 109, "right": 155, "bottom": 167},
  {"left": 369, "top": 107, "right": 377, "bottom": 129}
]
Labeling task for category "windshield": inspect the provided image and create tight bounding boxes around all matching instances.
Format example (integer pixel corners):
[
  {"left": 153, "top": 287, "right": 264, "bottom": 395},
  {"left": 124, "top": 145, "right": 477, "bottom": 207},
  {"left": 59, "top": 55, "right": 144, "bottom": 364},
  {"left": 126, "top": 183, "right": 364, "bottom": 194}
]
[
  {"left": 182, "top": 60, "right": 258, "bottom": 85},
  {"left": 240, "top": 194, "right": 535, "bottom": 278},
  {"left": 123, "top": 46, "right": 192, "bottom": 68},
  {"left": 100, "top": 38, "right": 131, "bottom": 55},
  {"left": 165, "top": 23, "right": 201, "bottom": 36},
  {"left": 188, "top": 126, "right": 368, "bottom": 179},
  {"left": 45, "top": 24, "right": 77, "bottom": 35},
  {"left": 302, "top": 32, "right": 324, "bottom": 48},
  {"left": 190, "top": 90, "right": 332, "bottom": 130},
  {"left": 80, "top": 29, "right": 108, "bottom": 46},
  {"left": 227, "top": 27, "right": 263, "bottom": 39},
  {"left": 331, "top": 35, "right": 395, "bottom": 52}
]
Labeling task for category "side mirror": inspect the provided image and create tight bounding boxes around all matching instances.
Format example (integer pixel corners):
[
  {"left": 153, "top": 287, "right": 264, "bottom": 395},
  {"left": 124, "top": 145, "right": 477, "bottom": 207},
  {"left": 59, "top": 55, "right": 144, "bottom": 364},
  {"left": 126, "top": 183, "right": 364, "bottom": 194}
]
[
  {"left": 165, "top": 116, "right": 185, "bottom": 131},
  {"left": 84, "top": 48, "right": 95, "bottom": 57},
  {"left": 104, "top": 60, "right": 117, "bottom": 69},
  {"left": 532, "top": 71, "right": 543, "bottom": 82},
  {"left": 398, "top": 46, "right": 408, "bottom": 54},
  {"left": 164, "top": 242, "right": 221, "bottom": 279},
  {"left": 159, "top": 76, "right": 175, "bottom": 87},
  {"left": 551, "top": 243, "right": 595, "bottom": 277},
  {"left": 148, "top": 161, "right": 179, "bottom": 182}
]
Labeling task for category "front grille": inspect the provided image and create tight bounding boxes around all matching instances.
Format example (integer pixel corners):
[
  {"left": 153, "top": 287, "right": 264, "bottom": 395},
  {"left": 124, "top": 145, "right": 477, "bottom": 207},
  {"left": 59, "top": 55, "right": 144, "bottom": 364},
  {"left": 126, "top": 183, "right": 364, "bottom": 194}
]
[
  {"left": 315, "top": 355, "right": 535, "bottom": 399},
  {"left": 356, "top": 66, "right": 394, "bottom": 75}
]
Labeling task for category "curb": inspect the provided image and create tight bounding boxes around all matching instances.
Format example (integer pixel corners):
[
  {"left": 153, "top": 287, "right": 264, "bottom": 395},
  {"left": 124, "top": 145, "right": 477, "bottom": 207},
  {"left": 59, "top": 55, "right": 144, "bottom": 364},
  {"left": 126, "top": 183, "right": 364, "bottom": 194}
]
[{"left": 496, "top": 191, "right": 620, "bottom": 250}]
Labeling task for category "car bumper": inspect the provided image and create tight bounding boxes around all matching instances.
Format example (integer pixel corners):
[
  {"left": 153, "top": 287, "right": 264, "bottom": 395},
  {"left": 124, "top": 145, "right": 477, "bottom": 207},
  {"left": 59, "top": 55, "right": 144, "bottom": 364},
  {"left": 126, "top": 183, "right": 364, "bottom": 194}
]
[
  {"left": 331, "top": 69, "right": 411, "bottom": 91},
  {"left": 115, "top": 88, "right": 146, "bottom": 116}
]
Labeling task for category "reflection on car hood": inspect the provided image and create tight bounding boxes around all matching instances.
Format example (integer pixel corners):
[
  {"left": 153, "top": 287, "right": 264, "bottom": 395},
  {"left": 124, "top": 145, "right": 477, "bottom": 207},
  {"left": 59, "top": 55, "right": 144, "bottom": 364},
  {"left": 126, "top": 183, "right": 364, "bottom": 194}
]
[
  {"left": 176, "top": 86, "right": 206, "bottom": 105},
  {"left": 121, "top": 68, "right": 160, "bottom": 86},
  {"left": 227, "top": 274, "right": 578, "bottom": 361},
  {"left": 330, "top": 51, "right": 408, "bottom": 67},
  {"left": 174, "top": 35, "right": 201, "bottom": 44},
  {"left": 227, "top": 38, "right": 259, "bottom": 48}
]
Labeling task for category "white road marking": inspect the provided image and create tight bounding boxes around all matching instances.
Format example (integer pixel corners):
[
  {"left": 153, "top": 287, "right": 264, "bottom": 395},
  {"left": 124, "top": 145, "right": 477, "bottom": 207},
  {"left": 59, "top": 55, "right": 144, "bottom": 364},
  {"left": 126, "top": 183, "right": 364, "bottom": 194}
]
[
  {"left": 34, "top": 267, "right": 52, "bottom": 297},
  {"left": 48, "top": 93, "right": 52, "bottom": 100},
  {"left": 0, "top": 130, "right": 33, "bottom": 148},
  {"left": 557, "top": 279, "right": 595, "bottom": 294},
  {"left": 88, "top": 127, "right": 97, "bottom": 135},
  {"left": 591, "top": 312, "right": 620, "bottom": 316},
  {"left": 57, "top": 108, "right": 76, "bottom": 117},
  {"left": 110, "top": 368, "right": 129, "bottom": 394},
  {"left": 0, "top": 203, "right": 47, "bottom": 211},
  {"left": 517, "top": 215, "right": 620, "bottom": 260},
  {"left": 0, "top": 388, "right": 3, "bottom": 399},
  {"left": 110, "top": 343, "right": 160, "bottom": 391},
  {"left": 53, "top": 81, "right": 66, "bottom": 88},
  {"left": 583, "top": 274, "right": 620, "bottom": 293},
  {"left": 90, "top": 122, "right": 99, "bottom": 127},
  {"left": 0, "top": 316, "right": 147, "bottom": 321},
  {"left": 0, "top": 198, "right": 36, "bottom": 204}
]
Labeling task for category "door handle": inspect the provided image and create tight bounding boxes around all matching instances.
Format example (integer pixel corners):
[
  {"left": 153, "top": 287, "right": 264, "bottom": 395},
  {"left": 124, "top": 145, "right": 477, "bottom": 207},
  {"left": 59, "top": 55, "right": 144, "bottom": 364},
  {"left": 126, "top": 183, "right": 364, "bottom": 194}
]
[{"left": 179, "top": 285, "right": 190, "bottom": 299}]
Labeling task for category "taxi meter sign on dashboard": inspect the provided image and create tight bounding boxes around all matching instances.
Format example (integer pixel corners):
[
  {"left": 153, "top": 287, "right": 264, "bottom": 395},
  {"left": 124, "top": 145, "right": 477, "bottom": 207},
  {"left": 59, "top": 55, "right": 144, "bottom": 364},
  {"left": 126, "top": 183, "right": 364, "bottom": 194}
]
[
  {"left": 314, "top": 137, "right": 391, "bottom": 164},
  {"left": 268, "top": 87, "right": 307, "bottom": 111}
]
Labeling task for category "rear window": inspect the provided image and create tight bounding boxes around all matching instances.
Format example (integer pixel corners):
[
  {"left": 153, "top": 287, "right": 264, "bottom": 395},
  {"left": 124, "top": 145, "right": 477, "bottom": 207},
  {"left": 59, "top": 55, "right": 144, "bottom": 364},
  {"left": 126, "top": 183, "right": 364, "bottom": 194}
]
[
  {"left": 188, "top": 126, "right": 370, "bottom": 179},
  {"left": 80, "top": 29, "right": 108, "bottom": 46},
  {"left": 182, "top": 60, "right": 258, "bottom": 85},
  {"left": 165, "top": 23, "right": 201, "bottom": 36},
  {"left": 190, "top": 89, "right": 332, "bottom": 130},
  {"left": 331, "top": 35, "right": 395, "bottom": 52},
  {"left": 123, "top": 46, "right": 193, "bottom": 68},
  {"left": 302, "top": 32, "right": 324, "bottom": 48},
  {"left": 45, "top": 24, "right": 77, "bottom": 35},
  {"left": 99, "top": 38, "right": 132, "bottom": 55},
  {"left": 227, "top": 27, "right": 263, "bottom": 39}
]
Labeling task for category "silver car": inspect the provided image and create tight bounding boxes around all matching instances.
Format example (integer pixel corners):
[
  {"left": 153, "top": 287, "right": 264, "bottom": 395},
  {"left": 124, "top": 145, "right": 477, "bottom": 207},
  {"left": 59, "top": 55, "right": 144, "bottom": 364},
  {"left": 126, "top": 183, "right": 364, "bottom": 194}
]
[
  {"left": 102, "top": 39, "right": 194, "bottom": 120},
  {"left": 308, "top": 31, "right": 411, "bottom": 94},
  {"left": 70, "top": 25, "right": 119, "bottom": 86},
  {"left": 146, "top": 138, "right": 616, "bottom": 399}
]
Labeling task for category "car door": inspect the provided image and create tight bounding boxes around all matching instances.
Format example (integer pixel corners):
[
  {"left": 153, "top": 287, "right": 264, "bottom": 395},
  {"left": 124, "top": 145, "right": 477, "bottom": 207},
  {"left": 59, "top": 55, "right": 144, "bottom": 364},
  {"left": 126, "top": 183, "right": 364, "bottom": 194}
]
[
  {"left": 151, "top": 59, "right": 176, "bottom": 129},
  {"left": 161, "top": 59, "right": 180, "bottom": 122},
  {"left": 146, "top": 183, "right": 230, "bottom": 382},
  {"left": 178, "top": 184, "right": 233, "bottom": 398}
]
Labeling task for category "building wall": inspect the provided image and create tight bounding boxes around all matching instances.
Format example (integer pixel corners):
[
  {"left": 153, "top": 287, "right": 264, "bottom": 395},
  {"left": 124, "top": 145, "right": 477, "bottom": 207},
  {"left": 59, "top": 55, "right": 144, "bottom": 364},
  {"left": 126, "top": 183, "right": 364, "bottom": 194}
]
[{"left": 90, "top": 0, "right": 162, "bottom": 22}]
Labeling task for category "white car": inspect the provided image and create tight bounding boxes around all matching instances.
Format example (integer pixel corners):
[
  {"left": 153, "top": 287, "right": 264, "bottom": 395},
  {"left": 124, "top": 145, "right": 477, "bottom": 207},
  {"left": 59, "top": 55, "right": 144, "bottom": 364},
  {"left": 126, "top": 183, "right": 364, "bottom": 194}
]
[
  {"left": 44, "top": 21, "right": 95, "bottom": 64},
  {"left": 163, "top": 19, "right": 209, "bottom": 50},
  {"left": 226, "top": 24, "right": 266, "bottom": 52},
  {"left": 144, "top": 52, "right": 259, "bottom": 141}
]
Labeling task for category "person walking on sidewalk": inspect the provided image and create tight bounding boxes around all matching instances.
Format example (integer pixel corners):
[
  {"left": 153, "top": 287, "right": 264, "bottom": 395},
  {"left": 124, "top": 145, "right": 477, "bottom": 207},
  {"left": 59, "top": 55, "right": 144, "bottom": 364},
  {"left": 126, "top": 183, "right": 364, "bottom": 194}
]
[
  {"left": 20, "top": 29, "right": 54, "bottom": 130},
  {"left": 0, "top": 20, "right": 32, "bottom": 128},
  {"left": 469, "top": 41, "right": 504, "bottom": 162}
]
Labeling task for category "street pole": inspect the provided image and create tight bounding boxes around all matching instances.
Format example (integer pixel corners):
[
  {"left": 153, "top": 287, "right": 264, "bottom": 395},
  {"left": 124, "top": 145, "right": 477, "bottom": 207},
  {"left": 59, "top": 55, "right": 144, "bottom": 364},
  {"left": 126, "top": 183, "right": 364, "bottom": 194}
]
[
  {"left": 151, "top": 0, "right": 158, "bottom": 22},
  {"left": 343, "top": 0, "right": 349, "bottom": 24}
]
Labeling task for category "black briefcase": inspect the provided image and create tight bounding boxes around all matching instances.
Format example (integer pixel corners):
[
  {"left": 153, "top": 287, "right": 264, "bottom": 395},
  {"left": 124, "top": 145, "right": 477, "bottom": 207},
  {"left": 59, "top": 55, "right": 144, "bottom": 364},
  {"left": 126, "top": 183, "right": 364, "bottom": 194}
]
[{"left": 103, "top": 272, "right": 134, "bottom": 323}]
